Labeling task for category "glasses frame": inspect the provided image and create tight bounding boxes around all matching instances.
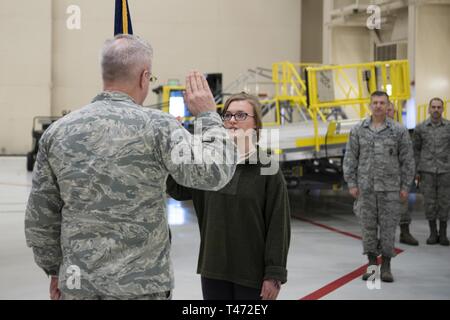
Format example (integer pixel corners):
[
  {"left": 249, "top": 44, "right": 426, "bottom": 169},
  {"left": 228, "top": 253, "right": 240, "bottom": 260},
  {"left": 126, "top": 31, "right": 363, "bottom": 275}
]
[
  {"left": 144, "top": 70, "right": 157, "bottom": 83},
  {"left": 221, "top": 112, "right": 255, "bottom": 122}
]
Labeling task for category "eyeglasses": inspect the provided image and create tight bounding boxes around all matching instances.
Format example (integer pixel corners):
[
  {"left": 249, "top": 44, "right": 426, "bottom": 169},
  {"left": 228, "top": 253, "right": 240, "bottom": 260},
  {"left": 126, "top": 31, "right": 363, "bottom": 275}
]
[
  {"left": 222, "top": 112, "right": 254, "bottom": 121},
  {"left": 144, "top": 71, "right": 157, "bottom": 83},
  {"left": 148, "top": 74, "right": 157, "bottom": 83}
]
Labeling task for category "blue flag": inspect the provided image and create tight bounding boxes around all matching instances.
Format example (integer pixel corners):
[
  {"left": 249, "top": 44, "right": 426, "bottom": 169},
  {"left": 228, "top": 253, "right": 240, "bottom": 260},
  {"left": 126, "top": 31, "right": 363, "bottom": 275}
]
[{"left": 114, "top": 0, "right": 133, "bottom": 35}]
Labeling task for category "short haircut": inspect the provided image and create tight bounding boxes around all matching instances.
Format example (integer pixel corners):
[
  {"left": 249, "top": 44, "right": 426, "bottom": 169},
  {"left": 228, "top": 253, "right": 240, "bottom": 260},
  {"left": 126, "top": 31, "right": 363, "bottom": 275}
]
[
  {"left": 101, "top": 34, "right": 153, "bottom": 83},
  {"left": 429, "top": 97, "right": 444, "bottom": 107},
  {"left": 370, "top": 91, "right": 390, "bottom": 101},
  {"left": 222, "top": 92, "right": 263, "bottom": 141}
]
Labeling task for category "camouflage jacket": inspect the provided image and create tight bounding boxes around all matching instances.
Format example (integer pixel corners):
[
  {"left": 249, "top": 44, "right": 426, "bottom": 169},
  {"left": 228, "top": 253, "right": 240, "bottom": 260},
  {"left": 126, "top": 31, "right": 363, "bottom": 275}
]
[
  {"left": 24, "top": 91, "right": 237, "bottom": 298},
  {"left": 343, "top": 117, "right": 415, "bottom": 192},
  {"left": 413, "top": 118, "right": 450, "bottom": 174}
]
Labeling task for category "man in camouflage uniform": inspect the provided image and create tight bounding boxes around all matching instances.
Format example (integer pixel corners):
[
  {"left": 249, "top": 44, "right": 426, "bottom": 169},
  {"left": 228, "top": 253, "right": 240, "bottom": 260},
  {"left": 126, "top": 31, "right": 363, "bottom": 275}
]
[
  {"left": 413, "top": 97, "right": 450, "bottom": 246},
  {"left": 386, "top": 102, "right": 419, "bottom": 246},
  {"left": 344, "top": 91, "right": 415, "bottom": 282},
  {"left": 24, "top": 34, "right": 237, "bottom": 300}
]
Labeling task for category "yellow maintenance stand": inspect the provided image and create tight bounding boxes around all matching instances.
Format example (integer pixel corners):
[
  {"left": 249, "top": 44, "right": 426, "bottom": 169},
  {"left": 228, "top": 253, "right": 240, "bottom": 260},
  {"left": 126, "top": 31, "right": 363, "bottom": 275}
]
[{"left": 150, "top": 60, "right": 411, "bottom": 189}]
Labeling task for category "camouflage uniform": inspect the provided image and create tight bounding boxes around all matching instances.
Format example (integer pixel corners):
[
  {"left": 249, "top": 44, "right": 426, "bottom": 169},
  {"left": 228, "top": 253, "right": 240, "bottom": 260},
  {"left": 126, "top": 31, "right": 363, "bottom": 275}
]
[
  {"left": 413, "top": 118, "right": 450, "bottom": 222},
  {"left": 355, "top": 193, "right": 411, "bottom": 224},
  {"left": 344, "top": 117, "right": 415, "bottom": 257},
  {"left": 24, "top": 91, "right": 237, "bottom": 299},
  {"left": 400, "top": 199, "right": 411, "bottom": 225}
]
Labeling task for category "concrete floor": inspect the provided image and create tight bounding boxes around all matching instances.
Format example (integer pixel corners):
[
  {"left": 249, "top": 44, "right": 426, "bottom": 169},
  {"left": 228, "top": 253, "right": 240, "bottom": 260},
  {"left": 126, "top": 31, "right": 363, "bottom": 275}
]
[{"left": 1, "top": 157, "right": 449, "bottom": 300}]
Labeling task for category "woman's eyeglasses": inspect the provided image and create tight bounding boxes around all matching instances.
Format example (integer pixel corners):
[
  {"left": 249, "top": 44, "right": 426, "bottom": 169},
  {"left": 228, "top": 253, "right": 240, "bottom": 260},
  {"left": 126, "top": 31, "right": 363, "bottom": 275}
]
[{"left": 222, "top": 112, "right": 254, "bottom": 121}]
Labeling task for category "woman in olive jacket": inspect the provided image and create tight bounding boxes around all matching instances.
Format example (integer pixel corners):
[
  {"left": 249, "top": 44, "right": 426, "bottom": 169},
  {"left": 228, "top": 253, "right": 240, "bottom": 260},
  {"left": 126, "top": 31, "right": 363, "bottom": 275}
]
[{"left": 167, "top": 93, "right": 291, "bottom": 300}]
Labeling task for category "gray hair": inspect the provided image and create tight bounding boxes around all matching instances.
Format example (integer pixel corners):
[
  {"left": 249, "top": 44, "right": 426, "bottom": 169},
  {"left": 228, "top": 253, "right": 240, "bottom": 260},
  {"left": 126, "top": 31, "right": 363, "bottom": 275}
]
[{"left": 101, "top": 34, "right": 153, "bottom": 83}]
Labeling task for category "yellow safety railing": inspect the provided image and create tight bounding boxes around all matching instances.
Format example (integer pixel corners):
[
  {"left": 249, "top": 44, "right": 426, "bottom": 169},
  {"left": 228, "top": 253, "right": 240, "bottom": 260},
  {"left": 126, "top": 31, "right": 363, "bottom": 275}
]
[
  {"left": 416, "top": 100, "right": 450, "bottom": 124},
  {"left": 272, "top": 62, "right": 317, "bottom": 100},
  {"left": 156, "top": 61, "right": 412, "bottom": 156},
  {"left": 305, "top": 60, "right": 411, "bottom": 151},
  {"left": 259, "top": 99, "right": 280, "bottom": 127},
  {"left": 271, "top": 62, "right": 319, "bottom": 126}
]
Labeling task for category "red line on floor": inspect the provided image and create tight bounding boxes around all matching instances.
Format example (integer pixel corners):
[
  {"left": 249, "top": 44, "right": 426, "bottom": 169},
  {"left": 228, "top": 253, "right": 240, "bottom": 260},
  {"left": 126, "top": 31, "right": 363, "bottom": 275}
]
[
  {"left": 295, "top": 216, "right": 404, "bottom": 300},
  {"left": 295, "top": 216, "right": 363, "bottom": 240},
  {"left": 300, "top": 264, "right": 369, "bottom": 300}
]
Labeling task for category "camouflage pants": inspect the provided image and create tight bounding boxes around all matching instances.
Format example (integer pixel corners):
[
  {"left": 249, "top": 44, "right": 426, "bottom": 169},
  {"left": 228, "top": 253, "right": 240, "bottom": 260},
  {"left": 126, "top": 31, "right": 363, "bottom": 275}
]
[
  {"left": 61, "top": 290, "right": 172, "bottom": 300},
  {"left": 420, "top": 172, "right": 450, "bottom": 222},
  {"left": 399, "top": 199, "right": 411, "bottom": 225},
  {"left": 399, "top": 181, "right": 417, "bottom": 225},
  {"left": 354, "top": 191, "right": 401, "bottom": 257}
]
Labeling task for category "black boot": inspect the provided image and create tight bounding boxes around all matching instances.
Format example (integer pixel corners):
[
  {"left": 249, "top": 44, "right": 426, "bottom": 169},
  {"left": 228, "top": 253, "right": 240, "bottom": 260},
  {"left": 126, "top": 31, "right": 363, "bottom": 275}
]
[
  {"left": 362, "top": 254, "right": 378, "bottom": 281},
  {"left": 439, "top": 221, "right": 449, "bottom": 246},
  {"left": 380, "top": 256, "right": 394, "bottom": 282},
  {"left": 427, "top": 220, "right": 439, "bottom": 245},
  {"left": 400, "top": 224, "right": 419, "bottom": 246}
]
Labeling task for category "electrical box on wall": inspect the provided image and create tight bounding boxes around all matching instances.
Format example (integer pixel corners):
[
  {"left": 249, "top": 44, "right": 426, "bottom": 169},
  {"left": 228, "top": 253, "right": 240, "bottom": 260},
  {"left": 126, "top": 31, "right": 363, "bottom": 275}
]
[{"left": 374, "top": 42, "right": 407, "bottom": 61}]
